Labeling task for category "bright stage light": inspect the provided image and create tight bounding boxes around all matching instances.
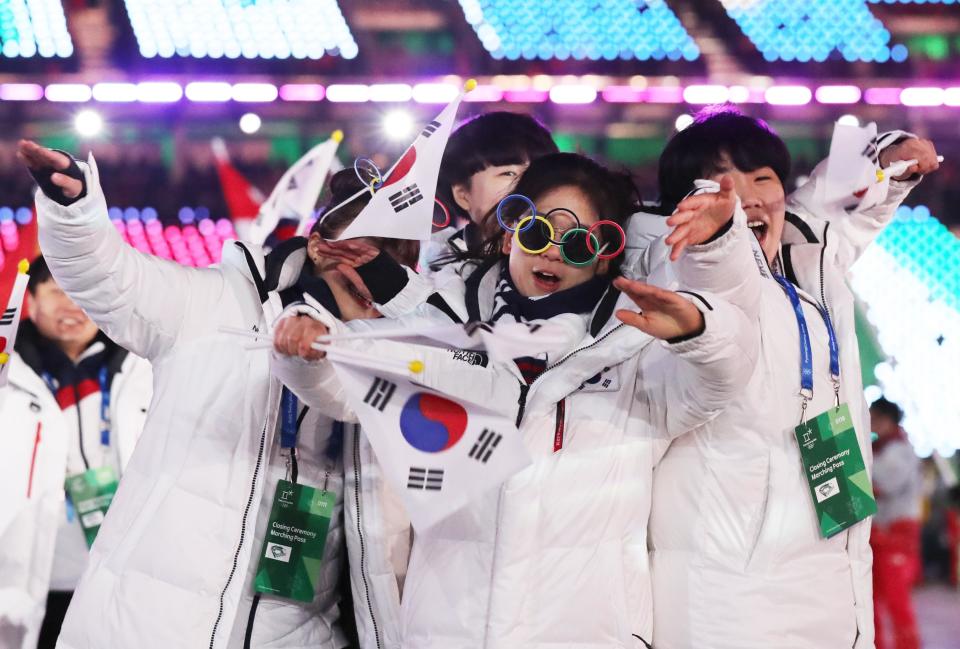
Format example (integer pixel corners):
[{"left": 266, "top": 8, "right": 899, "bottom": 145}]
[
  {"left": 383, "top": 110, "right": 414, "bottom": 141},
  {"left": 239, "top": 113, "right": 262, "bottom": 134},
  {"left": 74, "top": 110, "right": 104, "bottom": 138},
  {"left": 674, "top": 114, "right": 694, "bottom": 131},
  {"left": 836, "top": 114, "right": 860, "bottom": 127}
]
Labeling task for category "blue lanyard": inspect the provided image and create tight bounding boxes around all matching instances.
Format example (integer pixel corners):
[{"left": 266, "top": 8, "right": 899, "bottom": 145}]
[
  {"left": 773, "top": 275, "right": 840, "bottom": 400},
  {"left": 98, "top": 367, "right": 111, "bottom": 447},
  {"left": 280, "top": 387, "right": 299, "bottom": 449}
]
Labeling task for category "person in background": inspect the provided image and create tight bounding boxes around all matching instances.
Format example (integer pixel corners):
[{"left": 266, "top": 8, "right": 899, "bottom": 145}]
[
  {"left": 870, "top": 397, "right": 924, "bottom": 649},
  {"left": 0, "top": 256, "right": 152, "bottom": 649}
]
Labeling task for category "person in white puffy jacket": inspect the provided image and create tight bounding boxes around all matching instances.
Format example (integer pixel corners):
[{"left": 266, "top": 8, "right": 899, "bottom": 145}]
[
  {"left": 634, "top": 109, "right": 939, "bottom": 649},
  {"left": 272, "top": 152, "right": 759, "bottom": 649},
  {"left": 0, "top": 258, "right": 151, "bottom": 649},
  {"left": 17, "top": 140, "right": 422, "bottom": 649}
]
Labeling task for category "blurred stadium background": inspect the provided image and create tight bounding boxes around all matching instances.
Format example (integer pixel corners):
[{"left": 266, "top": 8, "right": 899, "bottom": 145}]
[{"left": 0, "top": 3, "right": 958, "bottom": 635}]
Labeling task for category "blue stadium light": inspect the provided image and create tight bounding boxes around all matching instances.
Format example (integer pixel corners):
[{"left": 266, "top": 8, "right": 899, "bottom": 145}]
[
  {"left": 0, "top": 0, "right": 74, "bottom": 58},
  {"left": 457, "top": 0, "right": 699, "bottom": 61},
  {"left": 718, "top": 0, "right": 895, "bottom": 63},
  {"left": 122, "top": 0, "right": 357, "bottom": 60}
]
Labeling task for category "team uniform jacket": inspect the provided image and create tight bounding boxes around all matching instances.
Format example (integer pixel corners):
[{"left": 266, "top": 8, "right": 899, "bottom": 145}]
[
  {"left": 272, "top": 233, "right": 759, "bottom": 649},
  {"left": 0, "top": 334, "right": 151, "bottom": 649},
  {"left": 628, "top": 133, "right": 921, "bottom": 649},
  {"left": 34, "top": 156, "right": 349, "bottom": 649}
]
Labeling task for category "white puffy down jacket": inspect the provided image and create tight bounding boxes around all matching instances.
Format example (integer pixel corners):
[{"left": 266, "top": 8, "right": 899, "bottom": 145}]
[{"left": 34, "top": 156, "right": 349, "bottom": 649}]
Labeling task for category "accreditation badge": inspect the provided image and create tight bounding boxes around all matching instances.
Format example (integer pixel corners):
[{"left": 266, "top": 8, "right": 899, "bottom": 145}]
[
  {"left": 64, "top": 466, "right": 119, "bottom": 547},
  {"left": 794, "top": 403, "right": 877, "bottom": 538},
  {"left": 254, "top": 479, "right": 335, "bottom": 602}
]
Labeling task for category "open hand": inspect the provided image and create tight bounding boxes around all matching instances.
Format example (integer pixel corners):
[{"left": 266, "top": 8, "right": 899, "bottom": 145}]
[
  {"left": 879, "top": 138, "right": 940, "bottom": 181},
  {"left": 308, "top": 234, "right": 380, "bottom": 272},
  {"left": 664, "top": 175, "right": 737, "bottom": 261},
  {"left": 273, "top": 315, "right": 329, "bottom": 361},
  {"left": 17, "top": 140, "right": 84, "bottom": 199},
  {"left": 613, "top": 277, "right": 705, "bottom": 341}
]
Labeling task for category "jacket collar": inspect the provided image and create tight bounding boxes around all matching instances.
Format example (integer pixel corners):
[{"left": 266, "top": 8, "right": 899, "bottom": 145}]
[{"left": 220, "top": 237, "right": 309, "bottom": 303}]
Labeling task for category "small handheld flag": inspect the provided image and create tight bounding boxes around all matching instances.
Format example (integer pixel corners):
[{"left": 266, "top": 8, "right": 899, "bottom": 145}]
[
  {"left": 326, "top": 81, "right": 476, "bottom": 243},
  {"left": 211, "top": 138, "right": 266, "bottom": 239},
  {"left": 247, "top": 131, "right": 343, "bottom": 245},
  {"left": 0, "top": 260, "right": 30, "bottom": 387}
]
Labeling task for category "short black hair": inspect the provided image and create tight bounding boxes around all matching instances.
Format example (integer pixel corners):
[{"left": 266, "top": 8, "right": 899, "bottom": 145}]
[
  {"left": 658, "top": 105, "right": 791, "bottom": 208},
  {"left": 870, "top": 397, "right": 904, "bottom": 424},
  {"left": 438, "top": 111, "right": 558, "bottom": 219},
  {"left": 27, "top": 255, "right": 53, "bottom": 295}
]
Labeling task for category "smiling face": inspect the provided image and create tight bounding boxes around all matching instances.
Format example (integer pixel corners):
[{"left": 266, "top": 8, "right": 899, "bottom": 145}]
[
  {"left": 453, "top": 162, "right": 528, "bottom": 230},
  {"left": 28, "top": 279, "right": 98, "bottom": 355},
  {"left": 707, "top": 154, "right": 786, "bottom": 264},
  {"left": 502, "top": 185, "right": 611, "bottom": 298}
]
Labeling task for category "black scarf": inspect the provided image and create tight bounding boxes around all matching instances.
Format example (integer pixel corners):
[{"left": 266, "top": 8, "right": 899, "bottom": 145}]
[{"left": 489, "top": 262, "right": 611, "bottom": 323}]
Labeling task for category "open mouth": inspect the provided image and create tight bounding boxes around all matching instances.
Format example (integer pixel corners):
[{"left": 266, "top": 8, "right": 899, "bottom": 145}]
[
  {"left": 747, "top": 220, "right": 768, "bottom": 246},
  {"left": 532, "top": 269, "right": 562, "bottom": 292}
]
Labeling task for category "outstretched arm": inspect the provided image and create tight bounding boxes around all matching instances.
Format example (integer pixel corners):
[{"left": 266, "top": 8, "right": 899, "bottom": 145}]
[{"left": 19, "top": 140, "right": 227, "bottom": 360}]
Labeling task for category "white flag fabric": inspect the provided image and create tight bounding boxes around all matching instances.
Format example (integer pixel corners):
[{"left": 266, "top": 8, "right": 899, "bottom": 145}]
[
  {"left": 819, "top": 121, "right": 893, "bottom": 211},
  {"left": 332, "top": 359, "right": 531, "bottom": 529},
  {"left": 247, "top": 133, "right": 343, "bottom": 244},
  {"left": 0, "top": 263, "right": 29, "bottom": 387},
  {"left": 333, "top": 92, "right": 466, "bottom": 243}
]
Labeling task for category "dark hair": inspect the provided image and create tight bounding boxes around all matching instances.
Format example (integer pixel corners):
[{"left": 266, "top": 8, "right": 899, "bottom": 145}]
[
  {"left": 311, "top": 168, "right": 420, "bottom": 268},
  {"left": 27, "top": 255, "right": 53, "bottom": 295},
  {"left": 449, "top": 152, "right": 638, "bottom": 273},
  {"left": 870, "top": 397, "right": 904, "bottom": 424},
  {"left": 438, "top": 111, "right": 558, "bottom": 220},
  {"left": 658, "top": 105, "right": 791, "bottom": 209}
]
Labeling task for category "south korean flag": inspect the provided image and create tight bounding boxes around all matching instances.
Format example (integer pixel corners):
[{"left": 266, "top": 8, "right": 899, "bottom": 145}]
[
  {"left": 819, "top": 121, "right": 897, "bottom": 212},
  {"left": 333, "top": 83, "right": 473, "bottom": 243},
  {"left": 0, "top": 260, "right": 29, "bottom": 387},
  {"left": 332, "top": 360, "right": 531, "bottom": 530}
]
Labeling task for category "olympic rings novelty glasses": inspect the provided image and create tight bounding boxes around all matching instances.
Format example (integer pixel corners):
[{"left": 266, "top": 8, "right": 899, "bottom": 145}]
[{"left": 495, "top": 194, "right": 626, "bottom": 267}]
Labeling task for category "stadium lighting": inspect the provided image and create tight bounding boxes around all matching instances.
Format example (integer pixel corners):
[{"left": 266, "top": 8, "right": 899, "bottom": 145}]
[
  {"left": 239, "top": 113, "right": 262, "bottom": 134},
  {"left": 74, "top": 110, "right": 104, "bottom": 138},
  {"left": 674, "top": 114, "right": 694, "bottom": 131},
  {"left": 383, "top": 110, "right": 414, "bottom": 141}
]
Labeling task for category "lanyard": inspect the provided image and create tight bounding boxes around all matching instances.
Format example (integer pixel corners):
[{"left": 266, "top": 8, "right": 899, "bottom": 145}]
[
  {"left": 280, "top": 387, "right": 299, "bottom": 450},
  {"left": 773, "top": 275, "right": 840, "bottom": 415},
  {"left": 98, "top": 367, "right": 111, "bottom": 447}
]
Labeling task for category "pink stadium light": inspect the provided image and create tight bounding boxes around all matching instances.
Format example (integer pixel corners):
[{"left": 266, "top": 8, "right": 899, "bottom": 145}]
[
  {"left": 464, "top": 84, "right": 504, "bottom": 102},
  {"left": 412, "top": 83, "right": 459, "bottom": 103},
  {"left": 764, "top": 85, "right": 812, "bottom": 106},
  {"left": 863, "top": 87, "right": 902, "bottom": 105},
  {"left": 45, "top": 84, "right": 92, "bottom": 102},
  {"left": 683, "top": 85, "right": 729, "bottom": 105},
  {"left": 1, "top": 83, "right": 44, "bottom": 101},
  {"left": 185, "top": 82, "right": 233, "bottom": 102},
  {"left": 215, "top": 218, "right": 236, "bottom": 238},
  {"left": 815, "top": 85, "right": 862, "bottom": 104},
  {"left": 502, "top": 89, "right": 548, "bottom": 103},
  {"left": 198, "top": 219, "right": 216, "bottom": 237},
  {"left": 279, "top": 84, "right": 325, "bottom": 102},
  {"left": 369, "top": 83, "right": 414, "bottom": 102},
  {"left": 92, "top": 83, "right": 138, "bottom": 102},
  {"left": 325, "top": 84, "right": 371, "bottom": 102},
  {"left": 945, "top": 88, "right": 960, "bottom": 107},
  {"left": 232, "top": 83, "right": 279, "bottom": 103},
  {"left": 601, "top": 86, "right": 645, "bottom": 103},
  {"left": 646, "top": 86, "right": 684, "bottom": 103},
  {"left": 136, "top": 82, "right": 183, "bottom": 103},
  {"left": 549, "top": 85, "right": 598, "bottom": 104},
  {"left": 900, "top": 87, "right": 944, "bottom": 107}
]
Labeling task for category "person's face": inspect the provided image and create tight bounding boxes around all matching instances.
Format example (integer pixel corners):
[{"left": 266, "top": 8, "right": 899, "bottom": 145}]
[
  {"left": 707, "top": 154, "right": 786, "bottom": 264},
  {"left": 453, "top": 162, "right": 528, "bottom": 228},
  {"left": 27, "top": 280, "right": 98, "bottom": 348},
  {"left": 870, "top": 411, "right": 899, "bottom": 441},
  {"left": 502, "top": 185, "right": 611, "bottom": 298}
]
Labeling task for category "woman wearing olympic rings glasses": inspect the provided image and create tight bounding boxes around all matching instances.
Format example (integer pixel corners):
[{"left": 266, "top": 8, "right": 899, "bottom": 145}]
[{"left": 270, "top": 152, "right": 759, "bottom": 649}]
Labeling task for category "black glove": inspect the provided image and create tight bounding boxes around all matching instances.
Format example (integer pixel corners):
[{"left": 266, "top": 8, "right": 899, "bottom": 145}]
[{"left": 29, "top": 149, "right": 87, "bottom": 206}]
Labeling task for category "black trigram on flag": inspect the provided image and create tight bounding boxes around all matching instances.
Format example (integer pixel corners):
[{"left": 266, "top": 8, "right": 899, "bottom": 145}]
[
  {"left": 363, "top": 377, "right": 397, "bottom": 412},
  {"left": 469, "top": 428, "right": 502, "bottom": 464},
  {"left": 407, "top": 467, "right": 443, "bottom": 491},
  {"left": 0, "top": 307, "right": 16, "bottom": 326},
  {"left": 389, "top": 184, "right": 424, "bottom": 213},
  {"left": 860, "top": 136, "right": 880, "bottom": 163},
  {"left": 420, "top": 120, "right": 441, "bottom": 138}
]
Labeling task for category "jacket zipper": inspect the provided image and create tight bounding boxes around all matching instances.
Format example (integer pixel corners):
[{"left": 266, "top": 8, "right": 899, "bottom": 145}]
[
  {"left": 353, "top": 424, "right": 383, "bottom": 649},
  {"left": 74, "top": 383, "right": 91, "bottom": 470},
  {"left": 209, "top": 404, "right": 271, "bottom": 649}
]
